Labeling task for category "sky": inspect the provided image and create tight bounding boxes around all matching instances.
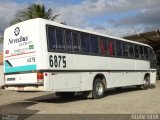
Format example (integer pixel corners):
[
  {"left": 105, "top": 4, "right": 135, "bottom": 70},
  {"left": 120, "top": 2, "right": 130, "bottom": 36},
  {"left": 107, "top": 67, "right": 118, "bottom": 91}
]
[{"left": 0, "top": 0, "right": 160, "bottom": 51}]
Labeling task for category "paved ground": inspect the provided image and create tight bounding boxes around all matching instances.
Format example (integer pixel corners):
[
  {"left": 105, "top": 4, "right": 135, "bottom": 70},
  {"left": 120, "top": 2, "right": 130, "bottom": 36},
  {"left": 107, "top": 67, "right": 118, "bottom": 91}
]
[{"left": 0, "top": 81, "right": 160, "bottom": 120}]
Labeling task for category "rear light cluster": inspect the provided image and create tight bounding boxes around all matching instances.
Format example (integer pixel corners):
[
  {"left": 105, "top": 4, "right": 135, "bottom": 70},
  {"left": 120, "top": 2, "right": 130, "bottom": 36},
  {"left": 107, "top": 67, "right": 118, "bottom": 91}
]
[{"left": 37, "top": 72, "right": 44, "bottom": 83}]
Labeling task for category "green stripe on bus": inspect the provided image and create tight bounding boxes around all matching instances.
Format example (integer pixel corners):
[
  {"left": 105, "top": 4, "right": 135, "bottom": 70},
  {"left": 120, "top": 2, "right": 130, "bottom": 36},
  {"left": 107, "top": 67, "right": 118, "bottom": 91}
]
[{"left": 5, "top": 65, "right": 36, "bottom": 73}]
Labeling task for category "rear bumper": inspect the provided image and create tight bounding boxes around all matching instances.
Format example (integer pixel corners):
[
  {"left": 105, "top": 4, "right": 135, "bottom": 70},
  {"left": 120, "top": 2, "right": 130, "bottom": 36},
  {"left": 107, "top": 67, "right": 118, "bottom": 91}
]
[
  {"left": 5, "top": 84, "right": 45, "bottom": 91},
  {"left": 4, "top": 71, "right": 47, "bottom": 91}
]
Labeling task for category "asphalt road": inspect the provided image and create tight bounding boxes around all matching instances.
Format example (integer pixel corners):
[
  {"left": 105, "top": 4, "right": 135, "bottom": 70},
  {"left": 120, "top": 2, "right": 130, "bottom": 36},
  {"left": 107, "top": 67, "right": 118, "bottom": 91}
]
[{"left": 0, "top": 81, "right": 160, "bottom": 120}]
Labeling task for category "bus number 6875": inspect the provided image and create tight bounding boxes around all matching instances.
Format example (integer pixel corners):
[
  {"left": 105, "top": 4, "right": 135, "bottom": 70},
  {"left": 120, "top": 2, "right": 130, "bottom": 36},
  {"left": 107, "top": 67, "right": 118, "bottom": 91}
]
[{"left": 49, "top": 55, "right": 66, "bottom": 68}]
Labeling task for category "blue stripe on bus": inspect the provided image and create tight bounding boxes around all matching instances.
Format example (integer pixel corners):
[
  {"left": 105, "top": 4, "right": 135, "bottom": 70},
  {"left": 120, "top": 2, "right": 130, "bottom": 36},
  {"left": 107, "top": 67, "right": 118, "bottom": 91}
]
[{"left": 5, "top": 65, "right": 37, "bottom": 73}]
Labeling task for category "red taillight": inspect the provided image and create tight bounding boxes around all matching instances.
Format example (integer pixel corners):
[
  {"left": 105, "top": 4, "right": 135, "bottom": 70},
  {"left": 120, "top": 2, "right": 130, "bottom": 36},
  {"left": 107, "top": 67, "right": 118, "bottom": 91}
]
[
  {"left": 37, "top": 72, "right": 44, "bottom": 83},
  {"left": 37, "top": 72, "right": 44, "bottom": 79}
]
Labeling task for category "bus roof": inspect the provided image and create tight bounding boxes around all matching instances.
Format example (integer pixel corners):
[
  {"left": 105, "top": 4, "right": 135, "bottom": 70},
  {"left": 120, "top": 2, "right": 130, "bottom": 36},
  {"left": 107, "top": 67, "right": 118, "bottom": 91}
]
[{"left": 7, "top": 18, "right": 152, "bottom": 48}]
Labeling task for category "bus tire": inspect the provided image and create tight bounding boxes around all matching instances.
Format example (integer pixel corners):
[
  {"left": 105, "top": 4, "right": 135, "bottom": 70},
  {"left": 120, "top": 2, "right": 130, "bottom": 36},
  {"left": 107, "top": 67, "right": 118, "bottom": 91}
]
[
  {"left": 142, "top": 76, "right": 150, "bottom": 90},
  {"left": 93, "top": 78, "right": 105, "bottom": 99}
]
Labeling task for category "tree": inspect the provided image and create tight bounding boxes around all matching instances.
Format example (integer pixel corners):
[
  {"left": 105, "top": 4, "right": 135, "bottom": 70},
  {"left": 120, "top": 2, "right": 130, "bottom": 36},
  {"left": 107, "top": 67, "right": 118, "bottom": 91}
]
[{"left": 11, "top": 3, "right": 59, "bottom": 25}]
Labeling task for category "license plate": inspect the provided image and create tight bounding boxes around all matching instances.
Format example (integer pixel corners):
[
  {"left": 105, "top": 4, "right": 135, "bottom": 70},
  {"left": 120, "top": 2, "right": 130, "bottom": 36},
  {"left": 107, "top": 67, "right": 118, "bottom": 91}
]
[
  {"left": 17, "top": 87, "right": 24, "bottom": 91},
  {"left": 7, "top": 78, "right": 15, "bottom": 81}
]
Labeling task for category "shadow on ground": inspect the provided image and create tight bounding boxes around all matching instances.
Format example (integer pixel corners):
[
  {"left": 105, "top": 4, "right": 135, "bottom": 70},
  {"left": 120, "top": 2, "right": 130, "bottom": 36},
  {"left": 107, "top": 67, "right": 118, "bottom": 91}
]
[
  {"left": 105, "top": 86, "right": 141, "bottom": 97},
  {"left": 0, "top": 101, "right": 38, "bottom": 119},
  {"left": 0, "top": 87, "right": 143, "bottom": 120},
  {"left": 26, "top": 87, "right": 142, "bottom": 103},
  {"left": 26, "top": 93, "right": 86, "bottom": 103}
]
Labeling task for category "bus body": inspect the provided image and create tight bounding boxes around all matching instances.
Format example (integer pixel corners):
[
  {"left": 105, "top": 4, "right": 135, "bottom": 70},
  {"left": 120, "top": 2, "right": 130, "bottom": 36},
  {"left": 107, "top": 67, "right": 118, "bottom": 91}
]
[{"left": 3, "top": 18, "right": 156, "bottom": 98}]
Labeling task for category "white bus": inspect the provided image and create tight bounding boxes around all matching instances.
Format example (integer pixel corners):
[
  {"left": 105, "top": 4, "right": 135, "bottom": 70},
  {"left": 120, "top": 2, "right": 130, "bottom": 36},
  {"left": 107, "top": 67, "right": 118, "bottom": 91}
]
[{"left": 3, "top": 18, "right": 156, "bottom": 99}]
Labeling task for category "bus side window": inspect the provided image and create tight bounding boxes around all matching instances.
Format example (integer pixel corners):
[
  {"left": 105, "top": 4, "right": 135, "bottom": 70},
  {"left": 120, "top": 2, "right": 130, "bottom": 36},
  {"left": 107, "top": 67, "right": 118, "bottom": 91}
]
[
  {"left": 80, "top": 33, "right": 90, "bottom": 53},
  {"left": 108, "top": 40, "right": 115, "bottom": 56},
  {"left": 72, "top": 32, "right": 80, "bottom": 52},
  {"left": 134, "top": 45, "right": 139, "bottom": 59},
  {"left": 99, "top": 37, "right": 108, "bottom": 56},
  {"left": 116, "top": 40, "right": 122, "bottom": 57},
  {"left": 48, "top": 27, "right": 57, "bottom": 50},
  {"left": 65, "top": 30, "right": 72, "bottom": 51},
  {"left": 56, "top": 28, "right": 65, "bottom": 50},
  {"left": 144, "top": 47, "right": 149, "bottom": 60},
  {"left": 149, "top": 48, "right": 156, "bottom": 68},
  {"left": 139, "top": 46, "right": 144, "bottom": 59},
  {"left": 128, "top": 44, "right": 134, "bottom": 58},
  {"left": 90, "top": 35, "right": 99, "bottom": 54},
  {"left": 122, "top": 42, "right": 129, "bottom": 57}
]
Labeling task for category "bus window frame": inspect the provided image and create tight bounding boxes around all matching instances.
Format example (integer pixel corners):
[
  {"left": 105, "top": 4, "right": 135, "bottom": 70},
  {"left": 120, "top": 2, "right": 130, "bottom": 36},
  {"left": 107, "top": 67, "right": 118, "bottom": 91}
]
[
  {"left": 72, "top": 31, "right": 81, "bottom": 52},
  {"left": 64, "top": 29, "right": 73, "bottom": 52},
  {"left": 80, "top": 32, "right": 91, "bottom": 53},
  {"left": 115, "top": 40, "right": 122, "bottom": 57},
  {"left": 55, "top": 27, "right": 65, "bottom": 51},
  {"left": 122, "top": 42, "right": 129, "bottom": 58},
  {"left": 47, "top": 25, "right": 57, "bottom": 51},
  {"left": 46, "top": 24, "right": 151, "bottom": 61},
  {"left": 90, "top": 34, "right": 99, "bottom": 54}
]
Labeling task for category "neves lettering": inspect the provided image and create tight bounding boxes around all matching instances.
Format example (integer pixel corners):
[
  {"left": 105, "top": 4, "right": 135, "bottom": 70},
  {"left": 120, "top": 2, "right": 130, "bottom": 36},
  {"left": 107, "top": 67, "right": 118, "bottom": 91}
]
[{"left": 8, "top": 36, "right": 28, "bottom": 45}]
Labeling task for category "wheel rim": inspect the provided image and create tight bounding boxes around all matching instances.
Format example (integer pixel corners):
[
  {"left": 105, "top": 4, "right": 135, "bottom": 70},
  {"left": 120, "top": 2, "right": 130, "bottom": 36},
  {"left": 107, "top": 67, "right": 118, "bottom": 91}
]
[
  {"left": 144, "top": 77, "right": 148, "bottom": 85},
  {"left": 96, "top": 82, "right": 103, "bottom": 96},
  {"left": 144, "top": 79, "right": 147, "bottom": 84}
]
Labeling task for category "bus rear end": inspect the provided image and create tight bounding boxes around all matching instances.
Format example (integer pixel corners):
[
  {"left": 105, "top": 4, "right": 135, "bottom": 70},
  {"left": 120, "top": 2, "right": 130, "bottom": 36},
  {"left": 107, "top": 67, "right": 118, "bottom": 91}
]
[{"left": 4, "top": 19, "right": 45, "bottom": 91}]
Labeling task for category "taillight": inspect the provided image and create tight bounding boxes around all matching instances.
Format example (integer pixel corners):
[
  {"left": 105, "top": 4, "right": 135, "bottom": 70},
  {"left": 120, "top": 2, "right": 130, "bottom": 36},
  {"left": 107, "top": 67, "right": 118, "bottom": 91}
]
[{"left": 37, "top": 72, "right": 44, "bottom": 83}]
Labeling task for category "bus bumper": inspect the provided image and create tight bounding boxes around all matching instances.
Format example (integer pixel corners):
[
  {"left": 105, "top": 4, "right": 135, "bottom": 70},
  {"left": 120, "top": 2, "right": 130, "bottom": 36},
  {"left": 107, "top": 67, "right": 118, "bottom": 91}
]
[{"left": 5, "top": 85, "right": 45, "bottom": 91}]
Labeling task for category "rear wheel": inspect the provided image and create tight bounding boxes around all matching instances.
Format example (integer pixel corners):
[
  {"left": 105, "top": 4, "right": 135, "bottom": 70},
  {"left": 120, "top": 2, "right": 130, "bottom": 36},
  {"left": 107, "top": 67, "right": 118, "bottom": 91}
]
[
  {"left": 142, "top": 76, "right": 150, "bottom": 90},
  {"left": 92, "top": 78, "right": 105, "bottom": 99}
]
